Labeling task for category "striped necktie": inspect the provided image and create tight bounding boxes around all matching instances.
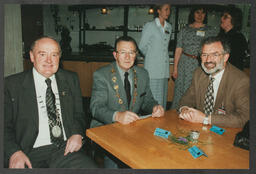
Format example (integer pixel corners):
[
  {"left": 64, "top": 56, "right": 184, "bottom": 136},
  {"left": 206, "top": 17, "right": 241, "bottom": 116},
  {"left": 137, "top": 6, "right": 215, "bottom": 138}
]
[
  {"left": 45, "top": 78, "right": 64, "bottom": 147},
  {"left": 204, "top": 77, "right": 215, "bottom": 115}
]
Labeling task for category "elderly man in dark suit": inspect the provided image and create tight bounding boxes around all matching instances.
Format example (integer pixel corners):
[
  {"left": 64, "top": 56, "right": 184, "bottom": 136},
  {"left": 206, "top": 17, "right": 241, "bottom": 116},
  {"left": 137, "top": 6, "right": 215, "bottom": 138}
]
[
  {"left": 178, "top": 36, "right": 249, "bottom": 128},
  {"left": 4, "top": 36, "right": 97, "bottom": 168},
  {"left": 90, "top": 36, "right": 164, "bottom": 167}
]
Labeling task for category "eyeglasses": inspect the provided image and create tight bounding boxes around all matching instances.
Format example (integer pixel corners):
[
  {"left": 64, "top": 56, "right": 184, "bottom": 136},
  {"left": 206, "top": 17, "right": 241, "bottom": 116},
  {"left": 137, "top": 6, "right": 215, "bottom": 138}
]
[
  {"left": 116, "top": 50, "right": 137, "bottom": 57},
  {"left": 201, "top": 52, "right": 225, "bottom": 59}
]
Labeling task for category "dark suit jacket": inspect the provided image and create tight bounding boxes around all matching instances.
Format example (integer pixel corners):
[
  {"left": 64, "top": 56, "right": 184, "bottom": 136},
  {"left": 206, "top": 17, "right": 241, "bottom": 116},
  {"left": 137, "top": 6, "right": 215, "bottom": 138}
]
[
  {"left": 4, "top": 68, "right": 85, "bottom": 161},
  {"left": 90, "top": 62, "right": 158, "bottom": 128},
  {"left": 179, "top": 63, "right": 249, "bottom": 128}
]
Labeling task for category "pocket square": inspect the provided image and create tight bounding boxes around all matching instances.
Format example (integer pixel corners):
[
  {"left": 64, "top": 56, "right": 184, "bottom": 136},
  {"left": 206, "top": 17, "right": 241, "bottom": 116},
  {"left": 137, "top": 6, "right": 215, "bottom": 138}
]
[
  {"left": 216, "top": 102, "right": 226, "bottom": 114},
  {"left": 140, "top": 92, "right": 146, "bottom": 97},
  {"left": 217, "top": 108, "right": 226, "bottom": 115}
]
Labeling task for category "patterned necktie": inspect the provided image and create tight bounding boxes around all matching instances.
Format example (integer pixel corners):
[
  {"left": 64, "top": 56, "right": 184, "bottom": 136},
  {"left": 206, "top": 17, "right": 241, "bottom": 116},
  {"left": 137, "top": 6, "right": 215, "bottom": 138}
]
[
  {"left": 204, "top": 77, "right": 215, "bottom": 115},
  {"left": 124, "top": 72, "right": 131, "bottom": 107},
  {"left": 45, "top": 78, "right": 64, "bottom": 147}
]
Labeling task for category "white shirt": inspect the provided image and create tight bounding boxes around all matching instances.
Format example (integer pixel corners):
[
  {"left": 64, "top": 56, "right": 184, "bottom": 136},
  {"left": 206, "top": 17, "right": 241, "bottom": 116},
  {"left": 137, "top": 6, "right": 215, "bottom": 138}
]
[
  {"left": 211, "top": 69, "right": 225, "bottom": 105},
  {"left": 116, "top": 63, "right": 133, "bottom": 88},
  {"left": 33, "top": 68, "right": 67, "bottom": 148},
  {"left": 179, "top": 68, "right": 225, "bottom": 113},
  {"left": 155, "top": 17, "right": 168, "bottom": 33}
]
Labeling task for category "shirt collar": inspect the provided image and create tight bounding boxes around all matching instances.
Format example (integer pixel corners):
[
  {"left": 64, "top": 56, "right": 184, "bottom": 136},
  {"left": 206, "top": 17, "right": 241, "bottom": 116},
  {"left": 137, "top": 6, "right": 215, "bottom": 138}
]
[
  {"left": 155, "top": 17, "right": 167, "bottom": 29},
  {"left": 33, "top": 67, "right": 56, "bottom": 86},
  {"left": 211, "top": 68, "right": 225, "bottom": 81},
  {"left": 116, "top": 63, "right": 132, "bottom": 77}
]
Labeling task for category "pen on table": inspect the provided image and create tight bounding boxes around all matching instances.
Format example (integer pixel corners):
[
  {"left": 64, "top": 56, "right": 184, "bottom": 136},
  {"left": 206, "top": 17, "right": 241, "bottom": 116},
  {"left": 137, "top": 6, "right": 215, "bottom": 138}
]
[{"left": 139, "top": 114, "right": 152, "bottom": 119}]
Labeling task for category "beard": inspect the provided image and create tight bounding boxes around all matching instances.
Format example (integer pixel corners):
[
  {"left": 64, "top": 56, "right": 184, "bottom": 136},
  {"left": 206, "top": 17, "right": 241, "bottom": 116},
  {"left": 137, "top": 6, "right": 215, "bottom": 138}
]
[{"left": 201, "top": 58, "right": 224, "bottom": 75}]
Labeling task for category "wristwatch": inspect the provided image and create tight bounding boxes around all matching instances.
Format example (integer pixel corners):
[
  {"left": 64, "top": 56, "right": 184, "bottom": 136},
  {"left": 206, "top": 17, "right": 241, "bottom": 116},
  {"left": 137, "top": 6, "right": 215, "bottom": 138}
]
[{"left": 203, "top": 114, "right": 209, "bottom": 125}]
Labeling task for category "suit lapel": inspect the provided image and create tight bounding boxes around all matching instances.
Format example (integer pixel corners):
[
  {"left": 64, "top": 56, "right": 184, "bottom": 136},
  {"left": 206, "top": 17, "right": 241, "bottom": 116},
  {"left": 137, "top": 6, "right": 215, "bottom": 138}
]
[
  {"left": 22, "top": 70, "right": 39, "bottom": 129},
  {"left": 154, "top": 20, "right": 171, "bottom": 40},
  {"left": 153, "top": 21, "right": 164, "bottom": 40},
  {"left": 129, "top": 66, "right": 137, "bottom": 111},
  {"left": 164, "top": 25, "right": 171, "bottom": 39},
  {"left": 111, "top": 63, "right": 128, "bottom": 110},
  {"left": 214, "top": 65, "right": 230, "bottom": 111},
  {"left": 199, "top": 72, "right": 210, "bottom": 110},
  {"left": 55, "top": 70, "right": 71, "bottom": 125}
]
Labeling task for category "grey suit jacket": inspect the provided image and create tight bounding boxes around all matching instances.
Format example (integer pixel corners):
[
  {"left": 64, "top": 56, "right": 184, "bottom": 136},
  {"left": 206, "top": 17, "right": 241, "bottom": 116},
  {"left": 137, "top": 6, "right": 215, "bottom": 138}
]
[
  {"left": 4, "top": 69, "right": 85, "bottom": 161},
  {"left": 179, "top": 63, "right": 249, "bottom": 128},
  {"left": 90, "top": 62, "right": 158, "bottom": 128},
  {"left": 139, "top": 20, "right": 172, "bottom": 79}
]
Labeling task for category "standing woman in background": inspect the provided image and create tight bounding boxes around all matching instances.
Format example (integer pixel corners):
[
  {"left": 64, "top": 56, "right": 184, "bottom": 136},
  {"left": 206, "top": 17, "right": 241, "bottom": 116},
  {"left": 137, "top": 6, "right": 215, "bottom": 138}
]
[
  {"left": 171, "top": 5, "right": 217, "bottom": 109},
  {"left": 139, "top": 4, "right": 172, "bottom": 110},
  {"left": 218, "top": 5, "right": 248, "bottom": 70}
]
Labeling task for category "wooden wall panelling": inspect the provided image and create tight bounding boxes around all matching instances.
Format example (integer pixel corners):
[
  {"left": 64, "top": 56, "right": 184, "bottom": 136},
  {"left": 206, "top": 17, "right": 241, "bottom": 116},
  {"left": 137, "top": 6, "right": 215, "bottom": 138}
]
[
  {"left": 90, "top": 62, "right": 110, "bottom": 96},
  {"left": 24, "top": 59, "right": 175, "bottom": 101},
  {"left": 62, "top": 61, "right": 110, "bottom": 97},
  {"left": 91, "top": 62, "right": 110, "bottom": 73},
  {"left": 23, "top": 59, "right": 250, "bottom": 102},
  {"left": 62, "top": 61, "right": 91, "bottom": 97}
]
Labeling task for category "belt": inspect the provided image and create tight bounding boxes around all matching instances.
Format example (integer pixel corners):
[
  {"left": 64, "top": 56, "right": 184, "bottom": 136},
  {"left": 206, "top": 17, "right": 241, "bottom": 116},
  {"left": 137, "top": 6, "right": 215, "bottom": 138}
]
[{"left": 183, "top": 51, "right": 198, "bottom": 59}]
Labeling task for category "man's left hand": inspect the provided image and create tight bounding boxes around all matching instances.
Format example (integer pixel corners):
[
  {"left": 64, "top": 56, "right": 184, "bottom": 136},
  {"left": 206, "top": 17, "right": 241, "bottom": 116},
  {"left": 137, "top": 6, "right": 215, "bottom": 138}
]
[
  {"left": 152, "top": 105, "right": 165, "bottom": 117},
  {"left": 64, "top": 134, "right": 83, "bottom": 156},
  {"left": 179, "top": 107, "right": 205, "bottom": 123}
]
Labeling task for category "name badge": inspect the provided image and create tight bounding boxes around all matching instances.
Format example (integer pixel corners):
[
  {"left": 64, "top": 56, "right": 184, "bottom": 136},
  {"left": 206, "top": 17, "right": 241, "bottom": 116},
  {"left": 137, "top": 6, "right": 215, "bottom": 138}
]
[
  {"left": 188, "top": 146, "right": 207, "bottom": 159},
  {"left": 210, "top": 125, "right": 225, "bottom": 135},
  {"left": 154, "top": 128, "right": 171, "bottom": 139},
  {"left": 196, "top": 30, "right": 205, "bottom": 37}
]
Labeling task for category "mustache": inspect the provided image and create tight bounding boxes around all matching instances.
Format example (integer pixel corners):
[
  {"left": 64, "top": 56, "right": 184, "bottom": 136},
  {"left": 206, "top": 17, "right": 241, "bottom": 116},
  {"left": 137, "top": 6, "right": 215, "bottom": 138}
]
[{"left": 204, "top": 62, "right": 216, "bottom": 66}]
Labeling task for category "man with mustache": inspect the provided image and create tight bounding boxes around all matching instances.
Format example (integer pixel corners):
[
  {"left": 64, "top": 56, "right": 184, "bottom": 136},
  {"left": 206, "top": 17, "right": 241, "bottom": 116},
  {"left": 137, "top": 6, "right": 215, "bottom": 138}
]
[
  {"left": 178, "top": 36, "right": 249, "bottom": 128},
  {"left": 90, "top": 36, "right": 164, "bottom": 168}
]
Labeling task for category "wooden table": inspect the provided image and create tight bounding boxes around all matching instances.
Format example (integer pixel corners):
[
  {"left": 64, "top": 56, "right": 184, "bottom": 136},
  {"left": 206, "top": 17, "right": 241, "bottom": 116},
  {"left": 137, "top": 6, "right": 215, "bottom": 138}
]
[{"left": 86, "top": 110, "right": 249, "bottom": 169}]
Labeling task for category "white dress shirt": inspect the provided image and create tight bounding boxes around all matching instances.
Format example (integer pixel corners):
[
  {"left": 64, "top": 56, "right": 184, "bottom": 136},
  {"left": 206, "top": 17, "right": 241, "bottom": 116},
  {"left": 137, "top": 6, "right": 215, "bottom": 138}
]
[
  {"left": 211, "top": 69, "right": 225, "bottom": 105},
  {"left": 33, "top": 68, "right": 67, "bottom": 148}
]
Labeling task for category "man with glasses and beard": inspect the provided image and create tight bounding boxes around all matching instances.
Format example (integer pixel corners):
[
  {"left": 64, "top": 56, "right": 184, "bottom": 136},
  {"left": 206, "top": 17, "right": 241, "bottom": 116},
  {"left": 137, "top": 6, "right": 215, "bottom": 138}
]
[{"left": 178, "top": 36, "right": 249, "bottom": 128}]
